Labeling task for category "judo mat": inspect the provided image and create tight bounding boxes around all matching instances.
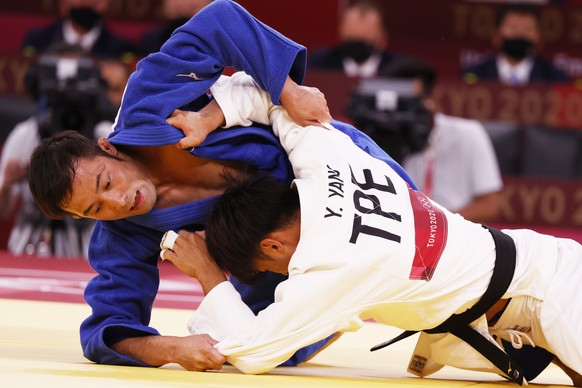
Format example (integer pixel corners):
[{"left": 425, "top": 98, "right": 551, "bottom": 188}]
[{"left": 0, "top": 253, "right": 574, "bottom": 388}]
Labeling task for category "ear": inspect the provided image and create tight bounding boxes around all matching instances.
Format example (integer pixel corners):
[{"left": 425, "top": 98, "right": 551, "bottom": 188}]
[
  {"left": 256, "top": 237, "right": 286, "bottom": 274},
  {"left": 259, "top": 237, "right": 283, "bottom": 258},
  {"left": 97, "top": 138, "right": 118, "bottom": 156}
]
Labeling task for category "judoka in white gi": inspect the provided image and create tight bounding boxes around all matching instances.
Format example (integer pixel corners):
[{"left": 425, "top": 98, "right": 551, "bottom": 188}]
[{"left": 161, "top": 72, "right": 582, "bottom": 386}]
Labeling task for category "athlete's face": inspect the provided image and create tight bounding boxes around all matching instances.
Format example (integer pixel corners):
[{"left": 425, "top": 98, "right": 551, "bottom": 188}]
[{"left": 62, "top": 144, "right": 157, "bottom": 221}]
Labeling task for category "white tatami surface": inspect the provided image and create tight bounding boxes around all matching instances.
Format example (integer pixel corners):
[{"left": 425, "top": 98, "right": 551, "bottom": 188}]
[{"left": 0, "top": 298, "right": 573, "bottom": 388}]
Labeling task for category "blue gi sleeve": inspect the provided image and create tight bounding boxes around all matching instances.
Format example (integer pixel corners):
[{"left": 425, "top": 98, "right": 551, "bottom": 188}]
[
  {"left": 111, "top": 0, "right": 306, "bottom": 147},
  {"left": 80, "top": 220, "right": 164, "bottom": 366}
]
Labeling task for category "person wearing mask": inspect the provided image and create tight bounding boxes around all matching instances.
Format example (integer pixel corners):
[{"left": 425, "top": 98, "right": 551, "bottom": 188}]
[
  {"left": 309, "top": 0, "right": 396, "bottom": 78},
  {"left": 21, "top": 0, "right": 134, "bottom": 60},
  {"left": 461, "top": 4, "right": 570, "bottom": 85}
]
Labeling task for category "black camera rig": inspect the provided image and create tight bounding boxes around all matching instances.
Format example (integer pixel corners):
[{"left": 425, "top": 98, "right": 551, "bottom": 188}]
[
  {"left": 26, "top": 53, "right": 116, "bottom": 139},
  {"left": 346, "top": 78, "right": 433, "bottom": 164}
]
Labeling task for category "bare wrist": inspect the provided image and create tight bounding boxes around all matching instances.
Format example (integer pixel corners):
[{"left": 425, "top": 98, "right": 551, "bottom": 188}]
[
  {"left": 203, "top": 100, "right": 226, "bottom": 132},
  {"left": 198, "top": 267, "right": 227, "bottom": 295},
  {"left": 279, "top": 76, "right": 298, "bottom": 108}
]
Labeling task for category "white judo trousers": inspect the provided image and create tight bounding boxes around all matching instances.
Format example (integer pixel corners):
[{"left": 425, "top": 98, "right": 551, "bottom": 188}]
[
  {"left": 497, "top": 230, "right": 582, "bottom": 372},
  {"left": 409, "top": 228, "right": 582, "bottom": 378}
]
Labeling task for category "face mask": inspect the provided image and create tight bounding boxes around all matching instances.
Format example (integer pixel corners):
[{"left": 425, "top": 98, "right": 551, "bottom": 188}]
[
  {"left": 500, "top": 38, "right": 534, "bottom": 61},
  {"left": 69, "top": 7, "right": 103, "bottom": 31},
  {"left": 340, "top": 40, "right": 376, "bottom": 64}
]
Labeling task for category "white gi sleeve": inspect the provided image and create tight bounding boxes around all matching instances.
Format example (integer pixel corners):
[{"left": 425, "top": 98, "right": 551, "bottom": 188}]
[
  {"left": 210, "top": 72, "right": 333, "bottom": 171},
  {"left": 210, "top": 72, "right": 272, "bottom": 128},
  {"left": 188, "top": 266, "right": 366, "bottom": 375},
  {"left": 188, "top": 281, "right": 256, "bottom": 341}
]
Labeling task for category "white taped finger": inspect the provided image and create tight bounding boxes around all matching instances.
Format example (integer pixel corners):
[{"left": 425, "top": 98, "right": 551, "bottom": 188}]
[
  {"left": 160, "top": 249, "right": 169, "bottom": 262},
  {"left": 160, "top": 230, "right": 179, "bottom": 250}
]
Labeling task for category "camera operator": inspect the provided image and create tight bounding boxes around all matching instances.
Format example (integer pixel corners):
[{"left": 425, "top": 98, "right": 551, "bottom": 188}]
[
  {"left": 0, "top": 44, "right": 127, "bottom": 258},
  {"left": 346, "top": 73, "right": 433, "bottom": 165},
  {"left": 347, "top": 58, "right": 502, "bottom": 223}
]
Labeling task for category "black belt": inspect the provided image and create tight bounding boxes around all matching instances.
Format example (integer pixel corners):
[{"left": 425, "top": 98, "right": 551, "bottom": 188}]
[{"left": 370, "top": 226, "right": 525, "bottom": 385}]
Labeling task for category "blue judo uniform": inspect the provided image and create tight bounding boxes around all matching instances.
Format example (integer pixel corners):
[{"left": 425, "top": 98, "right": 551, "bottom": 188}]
[
  {"left": 81, "top": 0, "right": 416, "bottom": 367},
  {"left": 80, "top": 0, "right": 553, "bottom": 378}
]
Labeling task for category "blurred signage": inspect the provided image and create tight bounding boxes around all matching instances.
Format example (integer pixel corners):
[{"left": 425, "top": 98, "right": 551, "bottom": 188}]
[
  {"left": 499, "top": 177, "right": 582, "bottom": 227},
  {"left": 434, "top": 81, "right": 582, "bottom": 130}
]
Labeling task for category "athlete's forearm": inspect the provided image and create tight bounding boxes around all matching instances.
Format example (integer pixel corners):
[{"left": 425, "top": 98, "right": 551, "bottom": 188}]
[
  {"left": 210, "top": 72, "right": 313, "bottom": 161},
  {"left": 211, "top": 73, "right": 273, "bottom": 128},
  {"left": 112, "top": 335, "right": 178, "bottom": 367},
  {"left": 200, "top": 99, "right": 227, "bottom": 132},
  {"left": 211, "top": 72, "right": 330, "bottom": 130},
  {"left": 112, "top": 334, "right": 225, "bottom": 371}
]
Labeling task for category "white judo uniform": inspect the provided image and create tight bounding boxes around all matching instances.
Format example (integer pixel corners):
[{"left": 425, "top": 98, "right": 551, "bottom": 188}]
[{"left": 187, "top": 72, "right": 582, "bottom": 379}]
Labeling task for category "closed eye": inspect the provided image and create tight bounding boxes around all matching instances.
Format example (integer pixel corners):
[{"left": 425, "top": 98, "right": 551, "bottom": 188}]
[{"left": 96, "top": 178, "right": 110, "bottom": 215}]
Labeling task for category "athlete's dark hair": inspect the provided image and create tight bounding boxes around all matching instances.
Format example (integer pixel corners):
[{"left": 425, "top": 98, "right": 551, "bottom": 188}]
[
  {"left": 29, "top": 130, "right": 119, "bottom": 219},
  {"left": 495, "top": 4, "right": 541, "bottom": 28},
  {"left": 205, "top": 173, "right": 300, "bottom": 284}
]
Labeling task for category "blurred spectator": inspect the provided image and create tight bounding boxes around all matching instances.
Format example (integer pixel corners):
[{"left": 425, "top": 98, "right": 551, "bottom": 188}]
[
  {"left": 462, "top": 4, "right": 570, "bottom": 85},
  {"left": 398, "top": 59, "right": 503, "bottom": 222},
  {"left": 138, "top": 0, "right": 213, "bottom": 56},
  {"left": 0, "top": 45, "right": 129, "bottom": 258},
  {"left": 98, "top": 58, "right": 131, "bottom": 107},
  {"left": 21, "top": 0, "right": 134, "bottom": 60},
  {"left": 309, "top": 0, "right": 396, "bottom": 78}
]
